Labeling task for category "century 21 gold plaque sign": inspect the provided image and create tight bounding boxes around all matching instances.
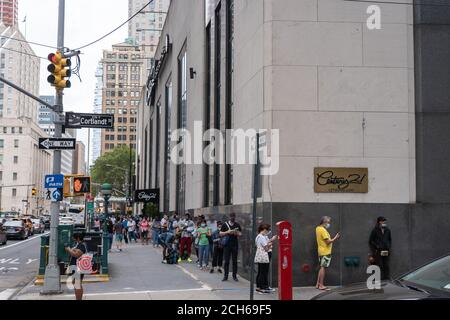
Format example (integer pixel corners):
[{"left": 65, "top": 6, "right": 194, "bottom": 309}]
[{"left": 314, "top": 168, "right": 368, "bottom": 193}]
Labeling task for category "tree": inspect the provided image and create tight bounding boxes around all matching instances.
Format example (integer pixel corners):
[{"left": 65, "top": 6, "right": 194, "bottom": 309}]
[{"left": 91, "top": 146, "right": 135, "bottom": 197}]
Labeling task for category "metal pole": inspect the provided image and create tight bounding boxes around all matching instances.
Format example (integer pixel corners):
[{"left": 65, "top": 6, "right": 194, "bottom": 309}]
[
  {"left": 250, "top": 133, "right": 260, "bottom": 300},
  {"left": 42, "top": 0, "right": 65, "bottom": 294}
]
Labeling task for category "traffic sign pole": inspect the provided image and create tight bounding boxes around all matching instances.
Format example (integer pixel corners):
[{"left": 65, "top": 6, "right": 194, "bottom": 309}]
[{"left": 42, "top": 0, "right": 65, "bottom": 295}]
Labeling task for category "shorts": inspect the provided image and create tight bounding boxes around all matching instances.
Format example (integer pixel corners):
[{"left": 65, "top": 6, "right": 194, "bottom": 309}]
[
  {"left": 115, "top": 234, "right": 123, "bottom": 242},
  {"left": 319, "top": 255, "right": 332, "bottom": 268},
  {"left": 70, "top": 270, "right": 85, "bottom": 281}
]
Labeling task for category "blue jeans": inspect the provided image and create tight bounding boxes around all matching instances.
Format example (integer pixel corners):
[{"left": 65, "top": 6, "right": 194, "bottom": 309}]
[
  {"left": 199, "top": 244, "right": 210, "bottom": 267},
  {"left": 152, "top": 229, "right": 160, "bottom": 245},
  {"left": 128, "top": 230, "right": 137, "bottom": 242}
]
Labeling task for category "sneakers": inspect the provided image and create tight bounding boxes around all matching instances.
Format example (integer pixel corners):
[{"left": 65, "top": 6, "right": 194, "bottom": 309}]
[
  {"left": 266, "top": 287, "right": 276, "bottom": 293},
  {"left": 177, "top": 257, "right": 182, "bottom": 263},
  {"left": 233, "top": 276, "right": 239, "bottom": 282},
  {"left": 210, "top": 269, "right": 214, "bottom": 274},
  {"left": 218, "top": 268, "right": 222, "bottom": 273},
  {"left": 256, "top": 288, "right": 271, "bottom": 294},
  {"left": 222, "top": 278, "right": 228, "bottom": 282},
  {"left": 187, "top": 257, "right": 193, "bottom": 263}
]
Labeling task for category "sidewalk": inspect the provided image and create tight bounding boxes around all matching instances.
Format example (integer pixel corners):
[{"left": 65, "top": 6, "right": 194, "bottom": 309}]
[{"left": 14, "top": 242, "right": 325, "bottom": 300}]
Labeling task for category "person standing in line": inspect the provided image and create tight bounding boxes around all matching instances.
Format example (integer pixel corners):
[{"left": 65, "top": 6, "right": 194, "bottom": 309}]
[
  {"left": 139, "top": 217, "right": 150, "bottom": 245},
  {"left": 179, "top": 213, "right": 195, "bottom": 262},
  {"left": 369, "top": 216, "right": 392, "bottom": 280},
  {"left": 114, "top": 218, "right": 124, "bottom": 252},
  {"left": 210, "top": 221, "right": 224, "bottom": 274},
  {"left": 127, "top": 217, "right": 137, "bottom": 243},
  {"left": 220, "top": 213, "right": 242, "bottom": 282},
  {"left": 315, "top": 216, "right": 340, "bottom": 291},
  {"left": 151, "top": 216, "right": 162, "bottom": 247},
  {"left": 122, "top": 217, "right": 129, "bottom": 244},
  {"left": 196, "top": 219, "right": 212, "bottom": 270},
  {"left": 255, "top": 224, "right": 278, "bottom": 294}
]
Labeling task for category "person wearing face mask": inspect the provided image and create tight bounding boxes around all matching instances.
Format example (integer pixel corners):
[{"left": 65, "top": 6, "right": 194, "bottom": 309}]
[
  {"left": 315, "top": 216, "right": 340, "bottom": 290},
  {"left": 196, "top": 219, "right": 212, "bottom": 270},
  {"left": 255, "top": 224, "right": 278, "bottom": 294},
  {"left": 369, "top": 216, "right": 392, "bottom": 280},
  {"left": 220, "top": 213, "right": 242, "bottom": 281}
]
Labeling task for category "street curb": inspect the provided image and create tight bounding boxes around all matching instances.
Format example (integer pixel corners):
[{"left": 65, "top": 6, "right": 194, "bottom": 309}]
[{"left": 34, "top": 274, "right": 110, "bottom": 285}]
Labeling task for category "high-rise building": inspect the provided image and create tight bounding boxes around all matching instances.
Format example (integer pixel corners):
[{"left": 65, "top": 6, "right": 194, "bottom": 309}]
[
  {"left": 38, "top": 95, "right": 75, "bottom": 176},
  {"left": 0, "top": 0, "right": 18, "bottom": 27},
  {"left": 90, "top": 63, "right": 103, "bottom": 166},
  {"left": 128, "top": 0, "right": 170, "bottom": 71},
  {"left": 100, "top": 40, "right": 145, "bottom": 155},
  {"left": 72, "top": 141, "right": 86, "bottom": 175},
  {"left": 0, "top": 23, "right": 52, "bottom": 215}
]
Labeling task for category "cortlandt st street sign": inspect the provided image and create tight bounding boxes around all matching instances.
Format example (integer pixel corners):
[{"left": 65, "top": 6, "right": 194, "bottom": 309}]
[{"left": 65, "top": 112, "right": 114, "bottom": 129}]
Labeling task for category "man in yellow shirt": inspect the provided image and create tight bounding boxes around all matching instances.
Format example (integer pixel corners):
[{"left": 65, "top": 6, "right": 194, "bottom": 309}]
[{"left": 315, "top": 216, "right": 340, "bottom": 290}]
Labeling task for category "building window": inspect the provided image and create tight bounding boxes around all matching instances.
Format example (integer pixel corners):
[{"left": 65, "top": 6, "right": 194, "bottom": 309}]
[
  {"left": 13, "top": 172, "right": 17, "bottom": 181},
  {"left": 14, "top": 139, "right": 19, "bottom": 148},
  {"left": 164, "top": 77, "right": 173, "bottom": 213},
  {"left": 176, "top": 44, "right": 188, "bottom": 215},
  {"left": 13, "top": 155, "right": 18, "bottom": 164},
  {"left": 0, "top": 139, "right": 3, "bottom": 148},
  {"left": 0, "top": 154, "right": 3, "bottom": 165},
  {"left": 12, "top": 189, "right": 16, "bottom": 197}
]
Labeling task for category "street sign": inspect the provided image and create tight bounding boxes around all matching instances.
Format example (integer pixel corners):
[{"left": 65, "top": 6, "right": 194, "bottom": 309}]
[
  {"left": 134, "top": 189, "right": 159, "bottom": 205},
  {"left": 39, "top": 138, "right": 76, "bottom": 150},
  {"left": 65, "top": 112, "right": 114, "bottom": 129},
  {"left": 45, "top": 174, "right": 64, "bottom": 189},
  {"left": 46, "top": 188, "right": 63, "bottom": 202}
]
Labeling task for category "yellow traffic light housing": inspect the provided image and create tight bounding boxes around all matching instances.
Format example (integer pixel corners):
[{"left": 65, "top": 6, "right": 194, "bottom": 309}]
[
  {"left": 47, "top": 51, "right": 72, "bottom": 89},
  {"left": 31, "top": 188, "right": 37, "bottom": 196}
]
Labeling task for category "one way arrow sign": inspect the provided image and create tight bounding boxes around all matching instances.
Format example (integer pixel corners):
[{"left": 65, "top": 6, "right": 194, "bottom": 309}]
[{"left": 39, "top": 138, "right": 76, "bottom": 150}]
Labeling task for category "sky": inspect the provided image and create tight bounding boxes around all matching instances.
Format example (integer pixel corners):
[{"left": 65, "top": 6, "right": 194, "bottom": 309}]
[{"left": 18, "top": 0, "right": 129, "bottom": 166}]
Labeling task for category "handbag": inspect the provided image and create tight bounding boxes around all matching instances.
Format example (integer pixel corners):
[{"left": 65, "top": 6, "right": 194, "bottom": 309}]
[
  {"left": 220, "top": 223, "right": 231, "bottom": 247},
  {"left": 254, "top": 235, "right": 270, "bottom": 263}
]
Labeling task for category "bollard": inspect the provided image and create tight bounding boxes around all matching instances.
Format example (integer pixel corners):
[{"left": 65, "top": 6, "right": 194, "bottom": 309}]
[{"left": 277, "top": 221, "right": 293, "bottom": 300}]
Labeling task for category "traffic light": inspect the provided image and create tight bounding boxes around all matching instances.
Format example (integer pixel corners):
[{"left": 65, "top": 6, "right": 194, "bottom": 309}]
[
  {"left": 31, "top": 188, "right": 37, "bottom": 196},
  {"left": 47, "top": 51, "right": 72, "bottom": 89}
]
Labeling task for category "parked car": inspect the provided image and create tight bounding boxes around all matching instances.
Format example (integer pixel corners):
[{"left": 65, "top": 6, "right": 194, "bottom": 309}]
[
  {"left": 31, "top": 218, "right": 45, "bottom": 234},
  {"left": 0, "top": 222, "right": 7, "bottom": 245},
  {"left": 312, "top": 254, "right": 450, "bottom": 300},
  {"left": 3, "top": 220, "right": 29, "bottom": 240}
]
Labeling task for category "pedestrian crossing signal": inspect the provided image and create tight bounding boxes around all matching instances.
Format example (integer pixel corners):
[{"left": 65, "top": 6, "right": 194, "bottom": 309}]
[{"left": 73, "top": 177, "right": 91, "bottom": 195}]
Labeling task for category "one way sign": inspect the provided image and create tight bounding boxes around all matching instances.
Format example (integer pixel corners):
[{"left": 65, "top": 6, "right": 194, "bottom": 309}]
[{"left": 39, "top": 138, "right": 76, "bottom": 150}]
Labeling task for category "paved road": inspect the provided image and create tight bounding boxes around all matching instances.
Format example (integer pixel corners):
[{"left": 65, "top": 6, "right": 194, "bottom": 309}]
[{"left": 0, "top": 232, "right": 47, "bottom": 300}]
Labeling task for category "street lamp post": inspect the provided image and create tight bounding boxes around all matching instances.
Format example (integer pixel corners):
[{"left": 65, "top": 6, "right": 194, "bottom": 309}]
[{"left": 101, "top": 183, "right": 112, "bottom": 275}]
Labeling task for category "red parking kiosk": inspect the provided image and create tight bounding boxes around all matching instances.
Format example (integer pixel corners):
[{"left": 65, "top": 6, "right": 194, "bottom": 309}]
[{"left": 277, "top": 221, "right": 293, "bottom": 300}]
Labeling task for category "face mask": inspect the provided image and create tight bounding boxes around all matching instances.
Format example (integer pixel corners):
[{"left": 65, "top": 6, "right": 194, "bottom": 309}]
[
  {"left": 201, "top": 223, "right": 206, "bottom": 227},
  {"left": 324, "top": 223, "right": 330, "bottom": 229},
  {"left": 381, "top": 223, "right": 387, "bottom": 228}
]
